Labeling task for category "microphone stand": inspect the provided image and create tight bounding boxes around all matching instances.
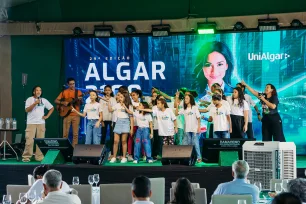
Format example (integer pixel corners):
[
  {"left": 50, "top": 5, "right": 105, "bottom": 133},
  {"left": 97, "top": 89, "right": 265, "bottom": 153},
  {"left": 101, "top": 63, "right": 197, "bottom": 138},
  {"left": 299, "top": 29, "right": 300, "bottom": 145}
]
[{"left": 23, "top": 84, "right": 26, "bottom": 129}]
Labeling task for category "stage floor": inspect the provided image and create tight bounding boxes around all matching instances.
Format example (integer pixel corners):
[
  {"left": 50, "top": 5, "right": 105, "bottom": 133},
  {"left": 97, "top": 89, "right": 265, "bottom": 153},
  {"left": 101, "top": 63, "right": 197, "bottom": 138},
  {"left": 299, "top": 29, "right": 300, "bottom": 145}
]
[{"left": 0, "top": 156, "right": 305, "bottom": 203}]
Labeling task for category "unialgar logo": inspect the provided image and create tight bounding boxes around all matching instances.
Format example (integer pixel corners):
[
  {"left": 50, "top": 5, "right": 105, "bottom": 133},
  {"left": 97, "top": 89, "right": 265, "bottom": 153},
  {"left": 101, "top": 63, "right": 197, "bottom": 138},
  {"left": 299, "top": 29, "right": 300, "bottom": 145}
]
[{"left": 248, "top": 52, "right": 290, "bottom": 62}]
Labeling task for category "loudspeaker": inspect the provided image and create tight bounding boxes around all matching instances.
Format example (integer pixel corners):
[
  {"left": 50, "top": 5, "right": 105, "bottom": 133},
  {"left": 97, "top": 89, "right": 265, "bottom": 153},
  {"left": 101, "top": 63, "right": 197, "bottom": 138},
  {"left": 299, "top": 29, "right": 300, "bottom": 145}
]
[
  {"left": 161, "top": 145, "right": 196, "bottom": 166},
  {"left": 72, "top": 145, "right": 106, "bottom": 165}
]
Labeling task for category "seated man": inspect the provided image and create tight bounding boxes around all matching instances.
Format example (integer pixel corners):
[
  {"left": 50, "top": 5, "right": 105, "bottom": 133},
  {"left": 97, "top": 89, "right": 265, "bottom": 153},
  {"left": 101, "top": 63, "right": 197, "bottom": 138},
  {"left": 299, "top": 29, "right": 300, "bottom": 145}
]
[
  {"left": 287, "top": 178, "right": 306, "bottom": 204},
  {"left": 34, "top": 169, "right": 81, "bottom": 204},
  {"left": 211, "top": 160, "right": 259, "bottom": 204},
  {"left": 132, "top": 176, "right": 154, "bottom": 204},
  {"left": 28, "top": 166, "right": 70, "bottom": 198}
]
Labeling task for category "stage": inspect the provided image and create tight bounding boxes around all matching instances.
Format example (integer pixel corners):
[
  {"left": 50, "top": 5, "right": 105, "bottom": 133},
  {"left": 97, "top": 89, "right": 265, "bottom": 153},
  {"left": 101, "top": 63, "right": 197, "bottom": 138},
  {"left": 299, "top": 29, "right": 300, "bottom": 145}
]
[{"left": 0, "top": 156, "right": 306, "bottom": 203}]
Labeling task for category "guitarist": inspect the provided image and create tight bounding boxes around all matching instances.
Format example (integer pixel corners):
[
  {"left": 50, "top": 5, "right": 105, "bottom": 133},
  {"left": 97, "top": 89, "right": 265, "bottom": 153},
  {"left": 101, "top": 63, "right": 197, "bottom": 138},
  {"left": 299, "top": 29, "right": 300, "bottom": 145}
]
[{"left": 55, "top": 78, "right": 83, "bottom": 147}]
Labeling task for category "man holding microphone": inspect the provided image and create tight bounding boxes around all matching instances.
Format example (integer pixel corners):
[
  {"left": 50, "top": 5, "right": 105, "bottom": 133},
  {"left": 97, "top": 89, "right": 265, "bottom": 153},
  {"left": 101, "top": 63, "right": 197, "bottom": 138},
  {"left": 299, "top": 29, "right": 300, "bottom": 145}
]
[{"left": 22, "top": 86, "right": 54, "bottom": 162}]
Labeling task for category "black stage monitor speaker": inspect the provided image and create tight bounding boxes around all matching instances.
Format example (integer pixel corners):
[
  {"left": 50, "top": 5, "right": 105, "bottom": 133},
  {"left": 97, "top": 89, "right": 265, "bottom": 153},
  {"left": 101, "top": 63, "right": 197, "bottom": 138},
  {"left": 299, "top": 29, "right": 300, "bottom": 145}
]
[
  {"left": 72, "top": 144, "right": 106, "bottom": 165},
  {"left": 34, "top": 138, "right": 73, "bottom": 162},
  {"left": 202, "top": 138, "right": 256, "bottom": 163},
  {"left": 161, "top": 145, "right": 196, "bottom": 166}
]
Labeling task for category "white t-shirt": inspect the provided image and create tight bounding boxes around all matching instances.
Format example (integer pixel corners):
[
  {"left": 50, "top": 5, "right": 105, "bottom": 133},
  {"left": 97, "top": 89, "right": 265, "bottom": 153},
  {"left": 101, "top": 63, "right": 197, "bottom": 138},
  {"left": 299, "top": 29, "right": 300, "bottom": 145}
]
[
  {"left": 144, "top": 96, "right": 152, "bottom": 105},
  {"left": 83, "top": 102, "right": 102, "bottom": 120},
  {"left": 179, "top": 106, "right": 200, "bottom": 133},
  {"left": 112, "top": 103, "right": 133, "bottom": 119},
  {"left": 244, "top": 94, "right": 256, "bottom": 123},
  {"left": 25, "top": 97, "right": 53, "bottom": 124},
  {"left": 226, "top": 97, "right": 250, "bottom": 116},
  {"left": 132, "top": 101, "right": 140, "bottom": 126},
  {"left": 100, "top": 97, "right": 116, "bottom": 121},
  {"left": 134, "top": 112, "right": 153, "bottom": 128},
  {"left": 209, "top": 104, "right": 231, "bottom": 131},
  {"left": 152, "top": 106, "right": 159, "bottom": 130},
  {"left": 152, "top": 108, "right": 176, "bottom": 136}
]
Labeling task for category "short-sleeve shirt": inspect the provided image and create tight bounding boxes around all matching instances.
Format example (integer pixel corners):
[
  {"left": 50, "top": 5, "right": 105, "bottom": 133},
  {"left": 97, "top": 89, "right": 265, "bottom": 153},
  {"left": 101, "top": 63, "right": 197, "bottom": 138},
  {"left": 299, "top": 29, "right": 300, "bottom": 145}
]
[
  {"left": 226, "top": 97, "right": 250, "bottom": 116},
  {"left": 112, "top": 103, "right": 133, "bottom": 119},
  {"left": 56, "top": 89, "right": 83, "bottom": 116},
  {"left": 134, "top": 112, "right": 153, "bottom": 128},
  {"left": 209, "top": 104, "right": 230, "bottom": 131},
  {"left": 83, "top": 102, "right": 102, "bottom": 120},
  {"left": 261, "top": 94, "right": 279, "bottom": 115},
  {"left": 25, "top": 97, "right": 53, "bottom": 124},
  {"left": 179, "top": 106, "right": 200, "bottom": 133},
  {"left": 152, "top": 108, "right": 176, "bottom": 136}
]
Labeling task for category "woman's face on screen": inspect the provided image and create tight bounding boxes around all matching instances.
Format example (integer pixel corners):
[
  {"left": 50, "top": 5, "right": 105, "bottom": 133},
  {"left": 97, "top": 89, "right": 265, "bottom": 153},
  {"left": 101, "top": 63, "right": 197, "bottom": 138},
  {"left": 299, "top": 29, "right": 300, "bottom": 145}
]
[{"left": 203, "top": 51, "right": 228, "bottom": 88}]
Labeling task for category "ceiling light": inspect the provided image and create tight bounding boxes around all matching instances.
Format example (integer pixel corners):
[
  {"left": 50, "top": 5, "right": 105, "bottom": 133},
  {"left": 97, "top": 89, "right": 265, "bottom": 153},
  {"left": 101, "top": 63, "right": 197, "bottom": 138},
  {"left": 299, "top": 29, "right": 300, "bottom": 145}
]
[
  {"left": 258, "top": 18, "right": 279, "bottom": 31},
  {"left": 291, "top": 19, "right": 303, "bottom": 27},
  {"left": 73, "top": 27, "right": 83, "bottom": 36},
  {"left": 197, "top": 22, "right": 216, "bottom": 34},
  {"left": 233, "top": 22, "right": 245, "bottom": 30},
  {"left": 94, "top": 25, "right": 113, "bottom": 37},
  {"left": 125, "top": 25, "right": 136, "bottom": 33},
  {"left": 151, "top": 24, "right": 171, "bottom": 37}
]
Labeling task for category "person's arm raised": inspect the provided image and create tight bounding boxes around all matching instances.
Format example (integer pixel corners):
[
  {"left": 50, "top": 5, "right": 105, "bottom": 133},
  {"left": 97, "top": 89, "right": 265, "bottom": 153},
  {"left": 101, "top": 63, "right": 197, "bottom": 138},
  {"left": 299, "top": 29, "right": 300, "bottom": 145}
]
[{"left": 241, "top": 80, "right": 259, "bottom": 97}]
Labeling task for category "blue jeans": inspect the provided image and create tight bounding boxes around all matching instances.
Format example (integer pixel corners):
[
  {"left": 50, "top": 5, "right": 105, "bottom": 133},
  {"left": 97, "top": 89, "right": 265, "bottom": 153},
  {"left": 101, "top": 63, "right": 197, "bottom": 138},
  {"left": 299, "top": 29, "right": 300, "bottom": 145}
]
[
  {"left": 134, "top": 127, "right": 152, "bottom": 162},
  {"left": 174, "top": 128, "right": 184, "bottom": 145},
  {"left": 183, "top": 132, "right": 201, "bottom": 159},
  {"left": 213, "top": 131, "right": 230, "bottom": 139},
  {"left": 85, "top": 119, "right": 102, "bottom": 144}
]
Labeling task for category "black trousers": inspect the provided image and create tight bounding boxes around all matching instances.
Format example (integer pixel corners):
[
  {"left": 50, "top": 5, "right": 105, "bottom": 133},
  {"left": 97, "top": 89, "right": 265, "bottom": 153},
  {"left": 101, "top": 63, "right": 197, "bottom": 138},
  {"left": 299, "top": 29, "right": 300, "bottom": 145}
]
[
  {"left": 246, "top": 122, "right": 254, "bottom": 139},
  {"left": 262, "top": 113, "right": 286, "bottom": 142},
  {"left": 101, "top": 121, "right": 112, "bottom": 145},
  {"left": 152, "top": 130, "right": 161, "bottom": 158},
  {"left": 230, "top": 115, "right": 245, "bottom": 138}
]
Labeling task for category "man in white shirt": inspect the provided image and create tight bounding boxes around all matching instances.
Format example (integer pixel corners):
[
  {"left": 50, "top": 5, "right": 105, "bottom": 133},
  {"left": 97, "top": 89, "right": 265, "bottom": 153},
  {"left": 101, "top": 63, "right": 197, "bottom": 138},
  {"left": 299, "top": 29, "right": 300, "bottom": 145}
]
[
  {"left": 34, "top": 169, "right": 81, "bottom": 204},
  {"left": 23, "top": 86, "right": 54, "bottom": 162},
  {"left": 132, "top": 176, "right": 154, "bottom": 204}
]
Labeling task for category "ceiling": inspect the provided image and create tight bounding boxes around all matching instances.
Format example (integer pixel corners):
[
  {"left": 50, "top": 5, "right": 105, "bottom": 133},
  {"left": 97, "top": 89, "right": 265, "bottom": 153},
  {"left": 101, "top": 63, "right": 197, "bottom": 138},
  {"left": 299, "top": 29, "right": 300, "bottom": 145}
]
[
  {"left": 6, "top": 0, "right": 306, "bottom": 22},
  {"left": 0, "top": 0, "right": 36, "bottom": 8}
]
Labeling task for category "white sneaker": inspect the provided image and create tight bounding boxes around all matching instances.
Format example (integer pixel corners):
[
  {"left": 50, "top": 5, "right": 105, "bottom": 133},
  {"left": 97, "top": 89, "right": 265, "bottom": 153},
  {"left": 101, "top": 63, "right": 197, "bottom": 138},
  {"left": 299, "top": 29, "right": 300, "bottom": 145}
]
[
  {"left": 121, "top": 158, "right": 128, "bottom": 163},
  {"left": 133, "top": 160, "right": 138, "bottom": 164},
  {"left": 148, "top": 160, "right": 153, "bottom": 163},
  {"left": 110, "top": 157, "right": 117, "bottom": 163},
  {"left": 128, "top": 155, "right": 133, "bottom": 161}
]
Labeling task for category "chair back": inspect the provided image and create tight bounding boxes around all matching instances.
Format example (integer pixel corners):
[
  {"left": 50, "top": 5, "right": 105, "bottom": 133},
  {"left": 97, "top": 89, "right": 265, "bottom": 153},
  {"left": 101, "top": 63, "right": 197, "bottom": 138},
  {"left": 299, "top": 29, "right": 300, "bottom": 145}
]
[
  {"left": 7, "top": 185, "right": 31, "bottom": 203},
  {"left": 170, "top": 188, "right": 207, "bottom": 204},
  {"left": 69, "top": 185, "right": 92, "bottom": 204},
  {"left": 150, "top": 178, "right": 165, "bottom": 204},
  {"left": 211, "top": 194, "right": 252, "bottom": 204},
  {"left": 28, "top": 175, "right": 35, "bottom": 186},
  {"left": 100, "top": 183, "right": 132, "bottom": 204},
  {"left": 270, "top": 179, "right": 291, "bottom": 191}
]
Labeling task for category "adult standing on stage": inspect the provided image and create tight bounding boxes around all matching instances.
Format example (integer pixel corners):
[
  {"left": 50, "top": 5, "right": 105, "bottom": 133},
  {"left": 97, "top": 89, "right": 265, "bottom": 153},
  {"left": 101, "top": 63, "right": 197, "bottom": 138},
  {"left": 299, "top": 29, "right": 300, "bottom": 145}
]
[
  {"left": 241, "top": 80, "right": 285, "bottom": 142},
  {"left": 55, "top": 78, "right": 83, "bottom": 147},
  {"left": 22, "top": 86, "right": 54, "bottom": 162}
]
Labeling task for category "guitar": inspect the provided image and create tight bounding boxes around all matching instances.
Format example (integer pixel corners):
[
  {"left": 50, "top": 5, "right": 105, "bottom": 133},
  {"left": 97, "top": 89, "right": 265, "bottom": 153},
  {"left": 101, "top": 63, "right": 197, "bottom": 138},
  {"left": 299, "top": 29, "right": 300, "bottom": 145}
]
[{"left": 57, "top": 89, "right": 104, "bottom": 117}]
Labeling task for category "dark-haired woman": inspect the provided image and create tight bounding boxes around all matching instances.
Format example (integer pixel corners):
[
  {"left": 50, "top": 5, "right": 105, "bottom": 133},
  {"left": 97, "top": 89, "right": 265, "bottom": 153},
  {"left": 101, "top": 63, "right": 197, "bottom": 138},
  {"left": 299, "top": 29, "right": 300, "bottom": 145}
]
[
  {"left": 241, "top": 81, "right": 285, "bottom": 142},
  {"left": 193, "top": 41, "right": 234, "bottom": 98},
  {"left": 168, "top": 178, "right": 196, "bottom": 204},
  {"left": 226, "top": 87, "right": 249, "bottom": 138}
]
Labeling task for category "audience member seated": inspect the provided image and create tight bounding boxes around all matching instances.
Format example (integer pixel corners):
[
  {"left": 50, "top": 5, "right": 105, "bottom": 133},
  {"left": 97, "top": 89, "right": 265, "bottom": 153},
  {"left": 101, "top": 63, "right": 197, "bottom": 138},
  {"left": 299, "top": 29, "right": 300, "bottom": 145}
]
[
  {"left": 272, "top": 192, "right": 301, "bottom": 204},
  {"left": 287, "top": 178, "right": 306, "bottom": 204},
  {"left": 132, "top": 176, "right": 154, "bottom": 204},
  {"left": 211, "top": 160, "right": 259, "bottom": 204},
  {"left": 34, "top": 169, "right": 81, "bottom": 204},
  {"left": 168, "top": 177, "right": 195, "bottom": 204},
  {"left": 28, "top": 166, "right": 70, "bottom": 198}
]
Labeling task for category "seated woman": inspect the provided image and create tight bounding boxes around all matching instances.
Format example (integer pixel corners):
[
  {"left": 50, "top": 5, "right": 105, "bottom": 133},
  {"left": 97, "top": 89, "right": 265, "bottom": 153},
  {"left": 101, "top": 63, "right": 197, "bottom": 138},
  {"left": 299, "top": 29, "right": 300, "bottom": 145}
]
[{"left": 168, "top": 177, "right": 195, "bottom": 204}]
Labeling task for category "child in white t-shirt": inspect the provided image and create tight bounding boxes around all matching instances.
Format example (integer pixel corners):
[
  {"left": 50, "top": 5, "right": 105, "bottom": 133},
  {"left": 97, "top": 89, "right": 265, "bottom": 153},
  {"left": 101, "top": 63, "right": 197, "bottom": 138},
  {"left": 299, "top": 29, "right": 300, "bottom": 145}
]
[
  {"left": 133, "top": 102, "right": 153, "bottom": 164},
  {"left": 108, "top": 92, "right": 134, "bottom": 163},
  {"left": 176, "top": 94, "right": 202, "bottom": 162},
  {"left": 99, "top": 85, "right": 116, "bottom": 145},
  {"left": 72, "top": 91, "right": 103, "bottom": 144},
  {"left": 209, "top": 94, "right": 232, "bottom": 138},
  {"left": 138, "top": 98, "right": 177, "bottom": 156},
  {"left": 226, "top": 87, "right": 249, "bottom": 138}
]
